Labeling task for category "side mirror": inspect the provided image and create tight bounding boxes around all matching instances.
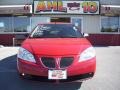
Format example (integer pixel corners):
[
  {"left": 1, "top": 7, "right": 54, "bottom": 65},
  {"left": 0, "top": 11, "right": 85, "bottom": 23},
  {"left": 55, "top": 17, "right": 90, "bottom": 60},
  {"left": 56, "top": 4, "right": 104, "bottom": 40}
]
[
  {"left": 25, "top": 34, "right": 29, "bottom": 37},
  {"left": 83, "top": 33, "right": 89, "bottom": 37}
]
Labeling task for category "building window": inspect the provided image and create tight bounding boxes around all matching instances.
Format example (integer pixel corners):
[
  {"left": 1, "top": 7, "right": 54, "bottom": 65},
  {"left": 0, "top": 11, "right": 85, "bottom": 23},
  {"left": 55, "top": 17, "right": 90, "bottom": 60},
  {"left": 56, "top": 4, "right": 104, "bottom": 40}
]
[
  {"left": 0, "top": 16, "right": 31, "bottom": 33},
  {"left": 14, "top": 16, "right": 30, "bottom": 32},
  {"left": 101, "top": 16, "right": 119, "bottom": 32},
  {"left": 0, "top": 17, "right": 13, "bottom": 32},
  {"left": 51, "top": 17, "right": 70, "bottom": 23}
]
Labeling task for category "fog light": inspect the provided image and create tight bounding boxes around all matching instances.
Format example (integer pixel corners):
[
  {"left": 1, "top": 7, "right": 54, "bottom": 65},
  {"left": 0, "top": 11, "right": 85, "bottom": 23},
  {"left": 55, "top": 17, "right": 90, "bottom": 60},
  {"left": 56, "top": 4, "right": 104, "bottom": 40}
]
[{"left": 22, "top": 73, "right": 25, "bottom": 76}]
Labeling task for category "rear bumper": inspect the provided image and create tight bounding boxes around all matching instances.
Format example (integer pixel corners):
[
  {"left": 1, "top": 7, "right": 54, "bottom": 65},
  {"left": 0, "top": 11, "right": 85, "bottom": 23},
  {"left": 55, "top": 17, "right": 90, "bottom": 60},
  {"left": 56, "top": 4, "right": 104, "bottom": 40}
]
[{"left": 17, "top": 58, "right": 96, "bottom": 81}]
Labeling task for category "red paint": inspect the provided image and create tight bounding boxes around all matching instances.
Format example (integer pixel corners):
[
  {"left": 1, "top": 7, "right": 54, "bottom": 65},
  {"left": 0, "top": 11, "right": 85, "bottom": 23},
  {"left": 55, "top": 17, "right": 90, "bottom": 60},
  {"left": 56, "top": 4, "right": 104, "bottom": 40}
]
[
  {"left": 0, "top": 34, "right": 27, "bottom": 46},
  {"left": 0, "top": 34, "right": 120, "bottom": 46},
  {"left": 0, "top": 34, "right": 14, "bottom": 46},
  {"left": 23, "top": 38, "right": 91, "bottom": 55},
  {"left": 87, "top": 34, "right": 120, "bottom": 46}
]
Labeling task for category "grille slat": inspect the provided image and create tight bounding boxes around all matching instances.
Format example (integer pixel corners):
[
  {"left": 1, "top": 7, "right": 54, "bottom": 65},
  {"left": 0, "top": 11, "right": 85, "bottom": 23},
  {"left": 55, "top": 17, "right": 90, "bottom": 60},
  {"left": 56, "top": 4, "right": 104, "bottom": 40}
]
[
  {"left": 41, "top": 57, "right": 74, "bottom": 68},
  {"left": 41, "top": 57, "right": 55, "bottom": 68},
  {"left": 60, "top": 57, "right": 74, "bottom": 68}
]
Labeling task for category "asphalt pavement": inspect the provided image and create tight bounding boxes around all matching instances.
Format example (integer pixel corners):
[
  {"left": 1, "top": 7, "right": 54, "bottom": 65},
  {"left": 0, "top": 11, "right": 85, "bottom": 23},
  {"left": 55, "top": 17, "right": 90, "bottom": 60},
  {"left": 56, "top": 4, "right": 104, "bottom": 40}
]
[{"left": 0, "top": 46, "right": 120, "bottom": 90}]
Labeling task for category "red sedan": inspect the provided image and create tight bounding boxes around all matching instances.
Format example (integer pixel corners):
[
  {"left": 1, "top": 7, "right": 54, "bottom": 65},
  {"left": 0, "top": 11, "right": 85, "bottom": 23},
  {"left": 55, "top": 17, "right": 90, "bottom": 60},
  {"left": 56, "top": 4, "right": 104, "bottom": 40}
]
[{"left": 17, "top": 23, "right": 96, "bottom": 82}]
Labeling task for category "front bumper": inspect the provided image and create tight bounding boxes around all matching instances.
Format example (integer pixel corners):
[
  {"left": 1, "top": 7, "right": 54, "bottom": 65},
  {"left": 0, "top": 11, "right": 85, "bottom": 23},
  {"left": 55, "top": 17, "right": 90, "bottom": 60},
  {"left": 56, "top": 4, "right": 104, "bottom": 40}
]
[{"left": 17, "top": 58, "right": 96, "bottom": 81}]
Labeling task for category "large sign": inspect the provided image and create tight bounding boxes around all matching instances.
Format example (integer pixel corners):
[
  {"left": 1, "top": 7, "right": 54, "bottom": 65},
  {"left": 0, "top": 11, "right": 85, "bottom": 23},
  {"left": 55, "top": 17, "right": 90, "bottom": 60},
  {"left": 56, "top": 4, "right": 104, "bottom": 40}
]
[{"left": 34, "top": 1, "right": 99, "bottom": 14}]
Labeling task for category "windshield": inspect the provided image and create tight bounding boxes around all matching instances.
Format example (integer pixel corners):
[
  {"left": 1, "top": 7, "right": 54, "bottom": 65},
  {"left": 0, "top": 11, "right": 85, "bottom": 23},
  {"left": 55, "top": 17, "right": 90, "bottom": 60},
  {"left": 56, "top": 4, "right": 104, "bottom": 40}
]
[{"left": 30, "top": 24, "right": 83, "bottom": 38}]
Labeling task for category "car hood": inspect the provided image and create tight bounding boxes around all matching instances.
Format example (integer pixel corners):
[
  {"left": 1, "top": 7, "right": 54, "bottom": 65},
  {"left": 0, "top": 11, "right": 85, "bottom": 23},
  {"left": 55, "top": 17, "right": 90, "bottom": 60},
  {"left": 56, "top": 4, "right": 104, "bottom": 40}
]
[{"left": 22, "top": 38, "right": 91, "bottom": 56}]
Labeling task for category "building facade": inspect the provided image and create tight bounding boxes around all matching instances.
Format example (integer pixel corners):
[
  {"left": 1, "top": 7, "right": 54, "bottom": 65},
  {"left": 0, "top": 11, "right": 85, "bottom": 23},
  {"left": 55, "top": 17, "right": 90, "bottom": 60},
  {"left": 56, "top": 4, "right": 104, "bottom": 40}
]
[{"left": 0, "top": 0, "right": 120, "bottom": 46}]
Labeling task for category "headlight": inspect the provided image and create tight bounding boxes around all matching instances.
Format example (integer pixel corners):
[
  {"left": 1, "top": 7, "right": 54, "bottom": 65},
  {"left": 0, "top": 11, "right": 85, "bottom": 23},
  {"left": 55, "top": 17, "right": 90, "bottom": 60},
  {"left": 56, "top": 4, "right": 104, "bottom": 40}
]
[
  {"left": 17, "top": 47, "right": 36, "bottom": 63},
  {"left": 79, "top": 47, "right": 96, "bottom": 62}
]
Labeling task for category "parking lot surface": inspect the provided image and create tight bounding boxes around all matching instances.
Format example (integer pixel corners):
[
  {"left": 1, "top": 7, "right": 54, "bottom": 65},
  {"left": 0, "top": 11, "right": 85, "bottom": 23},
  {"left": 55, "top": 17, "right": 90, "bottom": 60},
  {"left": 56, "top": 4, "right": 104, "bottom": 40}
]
[{"left": 0, "top": 46, "right": 120, "bottom": 90}]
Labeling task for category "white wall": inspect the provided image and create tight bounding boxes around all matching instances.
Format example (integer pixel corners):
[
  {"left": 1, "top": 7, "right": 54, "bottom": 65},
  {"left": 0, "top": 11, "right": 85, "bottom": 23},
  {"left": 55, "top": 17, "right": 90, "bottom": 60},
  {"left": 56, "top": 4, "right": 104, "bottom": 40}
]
[
  {"left": 31, "top": 17, "right": 50, "bottom": 29},
  {"left": 83, "top": 15, "right": 100, "bottom": 33},
  {"left": 30, "top": 15, "right": 101, "bottom": 34},
  {"left": 0, "top": 0, "right": 32, "bottom": 5},
  {"left": 100, "top": 0, "right": 120, "bottom": 5}
]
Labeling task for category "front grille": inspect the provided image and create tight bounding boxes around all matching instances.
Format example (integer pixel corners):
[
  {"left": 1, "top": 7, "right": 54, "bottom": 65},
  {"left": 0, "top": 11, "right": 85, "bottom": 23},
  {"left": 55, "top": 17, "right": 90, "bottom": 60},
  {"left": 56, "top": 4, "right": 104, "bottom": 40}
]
[
  {"left": 41, "top": 57, "right": 55, "bottom": 68},
  {"left": 60, "top": 57, "right": 74, "bottom": 68}
]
